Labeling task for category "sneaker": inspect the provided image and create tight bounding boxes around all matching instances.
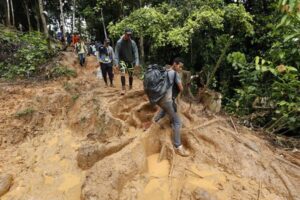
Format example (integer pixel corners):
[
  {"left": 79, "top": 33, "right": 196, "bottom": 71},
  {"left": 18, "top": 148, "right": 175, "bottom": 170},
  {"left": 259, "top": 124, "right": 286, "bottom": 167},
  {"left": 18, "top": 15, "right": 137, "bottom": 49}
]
[
  {"left": 175, "top": 145, "right": 190, "bottom": 157},
  {"left": 121, "top": 86, "right": 126, "bottom": 95},
  {"left": 110, "top": 83, "right": 115, "bottom": 87},
  {"left": 129, "top": 85, "right": 133, "bottom": 90}
]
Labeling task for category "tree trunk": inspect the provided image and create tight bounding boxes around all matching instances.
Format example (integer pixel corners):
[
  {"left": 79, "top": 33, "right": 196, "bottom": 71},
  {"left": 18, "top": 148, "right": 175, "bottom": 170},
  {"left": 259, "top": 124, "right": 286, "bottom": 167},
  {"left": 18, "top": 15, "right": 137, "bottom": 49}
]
[
  {"left": 78, "top": 15, "right": 81, "bottom": 35},
  {"left": 138, "top": 0, "right": 144, "bottom": 65},
  {"left": 9, "top": 0, "right": 15, "bottom": 27},
  {"left": 59, "top": 0, "right": 65, "bottom": 36},
  {"left": 72, "top": 0, "right": 75, "bottom": 33},
  {"left": 6, "top": 0, "right": 11, "bottom": 26},
  {"left": 139, "top": 36, "right": 145, "bottom": 65},
  {"left": 35, "top": 0, "right": 40, "bottom": 32},
  {"left": 100, "top": 8, "right": 107, "bottom": 39},
  {"left": 23, "top": 0, "right": 32, "bottom": 31},
  {"left": 180, "top": 70, "right": 193, "bottom": 101},
  {"left": 38, "top": 0, "right": 48, "bottom": 37}
]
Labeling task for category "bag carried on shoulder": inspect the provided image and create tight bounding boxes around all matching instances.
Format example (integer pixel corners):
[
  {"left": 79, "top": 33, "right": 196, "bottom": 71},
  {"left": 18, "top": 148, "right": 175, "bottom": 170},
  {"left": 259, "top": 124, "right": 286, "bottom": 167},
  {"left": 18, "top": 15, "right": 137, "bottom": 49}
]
[
  {"left": 98, "top": 45, "right": 112, "bottom": 64},
  {"left": 76, "top": 43, "right": 81, "bottom": 53},
  {"left": 143, "top": 64, "right": 172, "bottom": 104}
]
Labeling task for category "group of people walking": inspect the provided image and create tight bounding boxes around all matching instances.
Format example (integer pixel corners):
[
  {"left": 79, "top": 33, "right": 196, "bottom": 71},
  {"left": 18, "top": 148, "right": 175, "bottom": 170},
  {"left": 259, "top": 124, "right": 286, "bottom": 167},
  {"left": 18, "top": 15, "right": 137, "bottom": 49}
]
[
  {"left": 73, "top": 28, "right": 189, "bottom": 157},
  {"left": 74, "top": 28, "right": 139, "bottom": 95}
]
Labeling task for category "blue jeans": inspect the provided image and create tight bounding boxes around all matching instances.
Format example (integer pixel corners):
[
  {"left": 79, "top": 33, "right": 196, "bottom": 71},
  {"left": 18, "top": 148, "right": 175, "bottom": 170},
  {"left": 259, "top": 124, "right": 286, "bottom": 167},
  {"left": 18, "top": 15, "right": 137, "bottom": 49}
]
[
  {"left": 154, "top": 100, "right": 181, "bottom": 147},
  {"left": 79, "top": 53, "right": 85, "bottom": 66}
]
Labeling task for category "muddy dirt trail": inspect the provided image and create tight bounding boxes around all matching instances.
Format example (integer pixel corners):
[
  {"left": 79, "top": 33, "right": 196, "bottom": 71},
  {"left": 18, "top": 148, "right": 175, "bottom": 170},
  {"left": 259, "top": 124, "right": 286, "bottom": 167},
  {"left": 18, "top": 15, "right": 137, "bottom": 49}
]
[{"left": 0, "top": 52, "right": 299, "bottom": 200}]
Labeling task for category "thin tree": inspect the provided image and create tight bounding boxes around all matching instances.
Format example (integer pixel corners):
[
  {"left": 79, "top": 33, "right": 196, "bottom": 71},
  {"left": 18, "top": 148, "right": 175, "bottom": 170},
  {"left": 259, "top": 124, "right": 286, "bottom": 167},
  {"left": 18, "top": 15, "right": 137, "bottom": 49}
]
[
  {"left": 38, "top": 0, "right": 48, "bottom": 37},
  {"left": 23, "top": 0, "right": 32, "bottom": 31},
  {"left": 9, "top": 0, "right": 15, "bottom": 26},
  {"left": 138, "top": 0, "right": 145, "bottom": 65},
  {"left": 34, "top": 0, "right": 40, "bottom": 32},
  {"left": 72, "top": 0, "right": 75, "bottom": 33},
  {"left": 100, "top": 8, "right": 107, "bottom": 39},
  {"left": 59, "top": 0, "right": 65, "bottom": 37},
  {"left": 6, "top": 0, "right": 11, "bottom": 26}
]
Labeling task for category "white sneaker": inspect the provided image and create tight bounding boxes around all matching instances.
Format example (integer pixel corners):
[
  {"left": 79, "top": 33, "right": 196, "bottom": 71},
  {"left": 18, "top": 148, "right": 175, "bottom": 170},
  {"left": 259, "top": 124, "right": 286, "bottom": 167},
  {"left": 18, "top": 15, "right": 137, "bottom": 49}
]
[{"left": 175, "top": 145, "right": 190, "bottom": 157}]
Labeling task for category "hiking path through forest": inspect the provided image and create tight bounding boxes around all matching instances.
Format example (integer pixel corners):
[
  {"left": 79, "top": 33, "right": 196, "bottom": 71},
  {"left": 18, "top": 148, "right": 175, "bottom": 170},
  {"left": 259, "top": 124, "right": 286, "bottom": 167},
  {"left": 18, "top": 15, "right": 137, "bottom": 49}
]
[{"left": 0, "top": 52, "right": 299, "bottom": 200}]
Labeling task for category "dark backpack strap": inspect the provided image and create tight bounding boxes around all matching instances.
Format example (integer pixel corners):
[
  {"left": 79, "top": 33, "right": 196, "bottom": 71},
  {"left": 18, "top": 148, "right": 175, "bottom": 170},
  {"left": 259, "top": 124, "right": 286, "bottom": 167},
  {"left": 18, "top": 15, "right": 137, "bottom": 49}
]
[{"left": 172, "top": 71, "right": 180, "bottom": 100}]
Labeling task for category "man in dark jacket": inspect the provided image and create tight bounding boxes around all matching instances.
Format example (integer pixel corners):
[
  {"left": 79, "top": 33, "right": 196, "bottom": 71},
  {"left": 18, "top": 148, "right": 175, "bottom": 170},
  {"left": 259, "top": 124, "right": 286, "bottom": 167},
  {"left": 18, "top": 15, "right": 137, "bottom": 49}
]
[{"left": 115, "top": 28, "right": 139, "bottom": 95}]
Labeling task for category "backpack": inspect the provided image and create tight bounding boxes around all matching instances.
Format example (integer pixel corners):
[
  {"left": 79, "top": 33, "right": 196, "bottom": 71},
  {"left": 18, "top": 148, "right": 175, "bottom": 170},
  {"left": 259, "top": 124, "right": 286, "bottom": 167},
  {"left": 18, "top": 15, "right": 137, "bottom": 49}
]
[
  {"left": 143, "top": 64, "right": 172, "bottom": 104},
  {"left": 98, "top": 45, "right": 108, "bottom": 56},
  {"left": 98, "top": 45, "right": 112, "bottom": 64}
]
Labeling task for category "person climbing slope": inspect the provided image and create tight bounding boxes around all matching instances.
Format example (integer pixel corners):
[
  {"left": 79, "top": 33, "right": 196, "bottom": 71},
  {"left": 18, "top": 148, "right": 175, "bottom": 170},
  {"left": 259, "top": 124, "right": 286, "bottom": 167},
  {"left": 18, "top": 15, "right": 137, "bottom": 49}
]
[
  {"left": 75, "top": 38, "right": 88, "bottom": 67},
  {"left": 115, "top": 28, "right": 139, "bottom": 95},
  {"left": 144, "top": 58, "right": 190, "bottom": 157},
  {"left": 98, "top": 38, "right": 115, "bottom": 87}
]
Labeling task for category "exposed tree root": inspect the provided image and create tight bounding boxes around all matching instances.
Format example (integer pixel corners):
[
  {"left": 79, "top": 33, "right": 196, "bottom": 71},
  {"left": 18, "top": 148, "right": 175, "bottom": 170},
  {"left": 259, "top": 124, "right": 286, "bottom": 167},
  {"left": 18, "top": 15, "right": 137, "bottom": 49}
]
[
  {"left": 188, "top": 130, "right": 220, "bottom": 150},
  {"left": 190, "top": 118, "right": 225, "bottom": 131},
  {"left": 176, "top": 170, "right": 186, "bottom": 200},
  {"left": 185, "top": 167, "right": 203, "bottom": 179},
  {"left": 158, "top": 143, "right": 166, "bottom": 162},
  {"left": 257, "top": 181, "right": 262, "bottom": 200},
  {"left": 218, "top": 126, "right": 260, "bottom": 153},
  {"left": 275, "top": 156, "right": 300, "bottom": 172},
  {"left": 169, "top": 148, "right": 176, "bottom": 178},
  {"left": 271, "top": 162, "right": 298, "bottom": 200},
  {"left": 229, "top": 116, "right": 239, "bottom": 135}
]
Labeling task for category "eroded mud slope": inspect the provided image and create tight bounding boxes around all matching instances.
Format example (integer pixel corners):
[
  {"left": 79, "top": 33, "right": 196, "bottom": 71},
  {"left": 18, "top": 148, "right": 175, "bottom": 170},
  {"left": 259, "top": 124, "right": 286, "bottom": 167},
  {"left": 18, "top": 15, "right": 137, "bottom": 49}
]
[{"left": 0, "top": 52, "right": 299, "bottom": 200}]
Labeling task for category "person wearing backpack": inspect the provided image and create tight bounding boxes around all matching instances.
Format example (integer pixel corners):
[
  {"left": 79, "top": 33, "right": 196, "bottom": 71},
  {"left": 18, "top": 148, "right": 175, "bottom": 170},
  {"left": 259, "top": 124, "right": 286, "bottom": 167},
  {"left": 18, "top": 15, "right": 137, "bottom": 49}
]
[
  {"left": 75, "top": 38, "right": 88, "bottom": 67},
  {"left": 98, "top": 38, "right": 115, "bottom": 87},
  {"left": 115, "top": 28, "right": 139, "bottom": 95},
  {"left": 144, "top": 58, "right": 190, "bottom": 157}
]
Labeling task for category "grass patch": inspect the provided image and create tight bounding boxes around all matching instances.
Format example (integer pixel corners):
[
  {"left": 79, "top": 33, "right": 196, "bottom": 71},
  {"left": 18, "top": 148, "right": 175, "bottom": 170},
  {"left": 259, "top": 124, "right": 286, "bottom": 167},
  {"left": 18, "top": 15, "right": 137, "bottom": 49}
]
[
  {"left": 63, "top": 82, "right": 73, "bottom": 91},
  {"left": 72, "top": 94, "right": 80, "bottom": 102},
  {"left": 50, "top": 65, "right": 77, "bottom": 78},
  {"left": 15, "top": 108, "right": 35, "bottom": 118}
]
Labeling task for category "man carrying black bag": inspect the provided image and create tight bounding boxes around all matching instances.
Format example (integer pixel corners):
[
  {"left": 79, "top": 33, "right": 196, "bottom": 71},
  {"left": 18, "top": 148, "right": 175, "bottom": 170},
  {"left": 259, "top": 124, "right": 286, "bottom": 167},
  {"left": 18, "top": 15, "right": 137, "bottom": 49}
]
[{"left": 144, "top": 58, "right": 190, "bottom": 157}]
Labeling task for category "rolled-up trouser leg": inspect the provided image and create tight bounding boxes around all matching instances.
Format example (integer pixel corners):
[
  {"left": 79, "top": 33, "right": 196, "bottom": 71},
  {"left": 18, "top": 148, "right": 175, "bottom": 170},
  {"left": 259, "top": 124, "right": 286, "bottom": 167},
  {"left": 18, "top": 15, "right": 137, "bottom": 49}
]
[{"left": 158, "top": 101, "right": 181, "bottom": 147}]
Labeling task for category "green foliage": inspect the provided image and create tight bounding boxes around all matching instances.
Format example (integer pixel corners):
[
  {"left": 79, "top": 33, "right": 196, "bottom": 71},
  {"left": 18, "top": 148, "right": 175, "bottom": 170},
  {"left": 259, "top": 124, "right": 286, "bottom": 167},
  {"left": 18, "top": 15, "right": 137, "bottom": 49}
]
[
  {"left": 227, "top": 52, "right": 247, "bottom": 70},
  {"left": 0, "top": 30, "right": 57, "bottom": 79},
  {"left": 168, "top": 6, "right": 224, "bottom": 50},
  {"left": 108, "top": 2, "right": 253, "bottom": 59},
  {"left": 223, "top": 4, "right": 254, "bottom": 36},
  {"left": 226, "top": 54, "right": 300, "bottom": 133},
  {"left": 15, "top": 108, "right": 35, "bottom": 118},
  {"left": 108, "top": 4, "right": 180, "bottom": 49},
  {"left": 271, "top": 0, "right": 300, "bottom": 69},
  {"left": 50, "top": 65, "right": 77, "bottom": 78},
  {"left": 72, "top": 94, "right": 80, "bottom": 102}
]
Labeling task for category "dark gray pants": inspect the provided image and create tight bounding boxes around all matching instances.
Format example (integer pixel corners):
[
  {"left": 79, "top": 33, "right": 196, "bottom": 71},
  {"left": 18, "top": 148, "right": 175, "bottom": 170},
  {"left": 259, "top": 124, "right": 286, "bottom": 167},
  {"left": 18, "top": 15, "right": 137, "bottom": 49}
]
[{"left": 154, "top": 100, "right": 181, "bottom": 147}]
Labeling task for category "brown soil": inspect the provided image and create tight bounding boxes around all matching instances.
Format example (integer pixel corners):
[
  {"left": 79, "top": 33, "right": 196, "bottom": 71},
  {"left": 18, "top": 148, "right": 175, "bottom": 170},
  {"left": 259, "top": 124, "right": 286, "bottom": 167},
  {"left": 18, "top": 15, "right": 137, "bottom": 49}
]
[{"left": 0, "top": 52, "right": 299, "bottom": 200}]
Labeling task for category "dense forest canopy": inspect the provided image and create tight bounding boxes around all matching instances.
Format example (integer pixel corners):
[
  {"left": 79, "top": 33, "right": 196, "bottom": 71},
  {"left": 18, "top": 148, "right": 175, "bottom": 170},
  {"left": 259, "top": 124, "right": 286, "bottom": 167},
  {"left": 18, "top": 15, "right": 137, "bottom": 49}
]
[{"left": 0, "top": 0, "right": 299, "bottom": 136}]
